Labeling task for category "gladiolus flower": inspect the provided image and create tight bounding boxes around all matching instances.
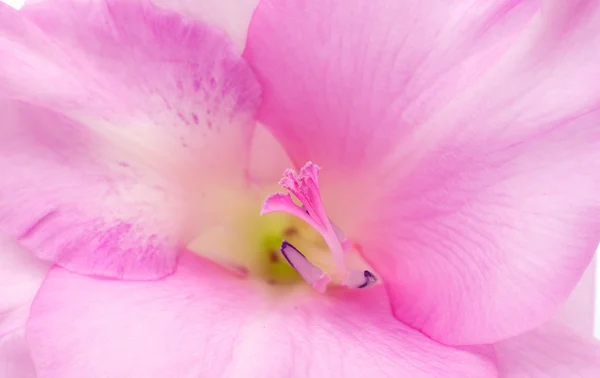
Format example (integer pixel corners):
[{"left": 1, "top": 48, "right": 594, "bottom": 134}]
[{"left": 1, "top": 0, "right": 600, "bottom": 376}]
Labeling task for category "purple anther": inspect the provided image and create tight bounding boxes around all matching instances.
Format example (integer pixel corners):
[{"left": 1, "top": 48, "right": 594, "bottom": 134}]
[
  {"left": 357, "top": 270, "right": 377, "bottom": 289},
  {"left": 343, "top": 269, "right": 378, "bottom": 289},
  {"left": 280, "top": 241, "right": 331, "bottom": 293}
]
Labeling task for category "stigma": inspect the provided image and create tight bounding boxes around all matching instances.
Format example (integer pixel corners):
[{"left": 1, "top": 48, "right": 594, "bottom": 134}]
[{"left": 262, "top": 162, "right": 377, "bottom": 292}]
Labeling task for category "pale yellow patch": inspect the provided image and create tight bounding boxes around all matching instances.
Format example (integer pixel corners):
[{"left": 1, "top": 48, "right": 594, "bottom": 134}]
[{"left": 187, "top": 184, "right": 340, "bottom": 284}]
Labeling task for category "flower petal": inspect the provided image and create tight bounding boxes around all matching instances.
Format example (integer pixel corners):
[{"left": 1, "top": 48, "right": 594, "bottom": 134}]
[
  {"left": 0, "top": 236, "right": 49, "bottom": 378},
  {"left": 0, "top": 235, "right": 49, "bottom": 336},
  {"left": 554, "top": 255, "right": 597, "bottom": 336},
  {"left": 244, "top": 0, "right": 537, "bottom": 172},
  {"left": 246, "top": 0, "right": 600, "bottom": 344},
  {"left": 27, "top": 252, "right": 497, "bottom": 378},
  {"left": 494, "top": 322, "right": 600, "bottom": 377},
  {"left": 492, "top": 261, "right": 600, "bottom": 377},
  {"left": 151, "top": 0, "right": 259, "bottom": 52},
  {"left": 0, "top": 330, "right": 36, "bottom": 378},
  {"left": 358, "top": 2, "right": 600, "bottom": 344},
  {"left": 0, "top": 100, "right": 186, "bottom": 279},
  {"left": 0, "top": 0, "right": 260, "bottom": 279},
  {"left": 0, "top": 0, "right": 23, "bottom": 10}
]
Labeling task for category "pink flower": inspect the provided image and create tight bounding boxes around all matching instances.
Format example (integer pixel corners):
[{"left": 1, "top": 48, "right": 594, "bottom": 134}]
[{"left": 1, "top": 0, "right": 600, "bottom": 376}]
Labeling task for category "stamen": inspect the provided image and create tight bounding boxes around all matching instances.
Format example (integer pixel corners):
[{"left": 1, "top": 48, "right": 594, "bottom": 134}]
[
  {"left": 263, "top": 162, "right": 378, "bottom": 292},
  {"left": 304, "top": 204, "right": 351, "bottom": 252},
  {"left": 330, "top": 220, "right": 352, "bottom": 252},
  {"left": 262, "top": 162, "right": 347, "bottom": 276},
  {"left": 280, "top": 164, "right": 328, "bottom": 228},
  {"left": 280, "top": 241, "right": 331, "bottom": 293},
  {"left": 343, "top": 269, "right": 378, "bottom": 289},
  {"left": 280, "top": 241, "right": 377, "bottom": 291}
]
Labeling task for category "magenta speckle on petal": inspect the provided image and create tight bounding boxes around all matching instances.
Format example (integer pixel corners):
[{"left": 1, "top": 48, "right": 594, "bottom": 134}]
[{"left": 0, "top": 0, "right": 261, "bottom": 280}]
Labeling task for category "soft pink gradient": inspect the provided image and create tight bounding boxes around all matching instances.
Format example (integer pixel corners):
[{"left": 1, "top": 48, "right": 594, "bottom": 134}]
[
  {"left": 244, "top": 0, "right": 538, "bottom": 172},
  {"left": 0, "top": 330, "right": 36, "bottom": 378},
  {"left": 556, "top": 256, "right": 597, "bottom": 335},
  {"left": 0, "top": 0, "right": 260, "bottom": 279},
  {"left": 244, "top": 0, "right": 600, "bottom": 344},
  {"left": 494, "top": 322, "right": 600, "bottom": 377},
  {"left": 0, "top": 236, "right": 49, "bottom": 378},
  {"left": 0, "top": 100, "right": 187, "bottom": 279},
  {"left": 151, "top": 0, "right": 259, "bottom": 52},
  {"left": 26, "top": 252, "right": 497, "bottom": 378},
  {"left": 0, "top": 0, "right": 599, "bottom": 375},
  {"left": 490, "top": 261, "right": 600, "bottom": 377},
  {"left": 492, "top": 258, "right": 600, "bottom": 376}
]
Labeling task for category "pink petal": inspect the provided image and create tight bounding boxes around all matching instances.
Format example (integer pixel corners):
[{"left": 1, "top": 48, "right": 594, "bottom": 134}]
[
  {"left": 0, "top": 330, "right": 36, "bottom": 378},
  {"left": 0, "top": 236, "right": 49, "bottom": 378},
  {"left": 244, "top": 0, "right": 537, "bottom": 172},
  {"left": 0, "top": 0, "right": 260, "bottom": 279},
  {"left": 151, "top": 0, "right": 259, "bottom": 52},
  {"left": 361, "top": 3, "right": 600, "bottom": 344},
  {"left": 493, "top": 263, "right": 600, "bottom": 377},
  {"left": 245, "top": 0, "right": 600, "bottom": 344},
  {"left": 27, "top": 252, "right": 497, "bottom": 377},
  {"left": 555, "top": 256, "right": 597, "bottom": 336},
  {"left": 494, "top": 322, "right": 600, "bottom": 377},
  {"left": 0, "top": 100, "right": 189, "bottom": 279},
  {"left": 0, "top": 235, "right": 49, "bottom": 336},
  {"left": 246, "top": 124, "right": 294, "bottom": 184},
  {"left": 0, "top": 0, "right": 23, "bottom": 10}
]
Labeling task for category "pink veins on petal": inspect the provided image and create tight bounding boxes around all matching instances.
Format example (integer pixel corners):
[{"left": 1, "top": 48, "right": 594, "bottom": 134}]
[{"left": 262, "top": 162, "right": 377, "bottom": 291}]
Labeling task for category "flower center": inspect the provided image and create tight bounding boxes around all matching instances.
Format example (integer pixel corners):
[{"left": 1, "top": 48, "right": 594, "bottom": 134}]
[
  {"left": 262, "top": 162, "right": 377, "bottom": 292},
  {"left": 188, "top": 162, "right": 376, "bottom": 292}
]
